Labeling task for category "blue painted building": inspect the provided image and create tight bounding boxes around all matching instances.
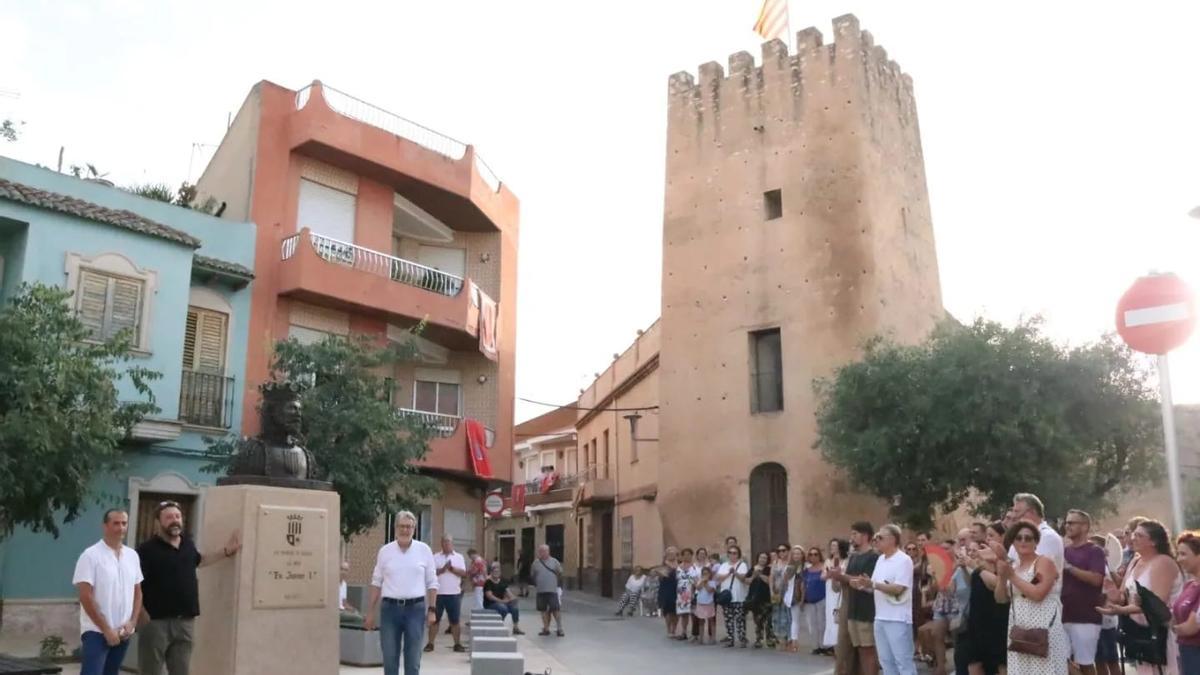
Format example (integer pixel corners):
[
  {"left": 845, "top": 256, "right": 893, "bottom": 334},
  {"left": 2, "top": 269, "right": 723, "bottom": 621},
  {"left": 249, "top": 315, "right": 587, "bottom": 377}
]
[{"left": 0, "top": 157, "right": 255, "bottom": 643}]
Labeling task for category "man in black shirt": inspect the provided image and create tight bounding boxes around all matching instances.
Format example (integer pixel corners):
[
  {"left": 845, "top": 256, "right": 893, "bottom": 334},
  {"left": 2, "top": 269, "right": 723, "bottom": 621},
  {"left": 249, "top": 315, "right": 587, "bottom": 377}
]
[
  {"left": 482, "top": 564, "right": 525, "bottom": 635},
  {"left": 828, "top": 521, "right": 880, "bottom": 675},
  {"left": 137, "top": 500, "right": 240, "bottom": 675}
]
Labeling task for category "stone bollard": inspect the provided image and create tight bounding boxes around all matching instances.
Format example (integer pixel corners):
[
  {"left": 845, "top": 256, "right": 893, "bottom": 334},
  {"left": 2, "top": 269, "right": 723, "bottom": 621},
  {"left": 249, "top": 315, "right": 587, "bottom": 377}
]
[
  {"left": 470, "top": 636, "right": 518, "bottom": 653},
  {"left": 471, "top": 626, "right": 509, "bottom": 639},
  {"left": 470, "top": 652, "right": 524, "bottom": 675}
]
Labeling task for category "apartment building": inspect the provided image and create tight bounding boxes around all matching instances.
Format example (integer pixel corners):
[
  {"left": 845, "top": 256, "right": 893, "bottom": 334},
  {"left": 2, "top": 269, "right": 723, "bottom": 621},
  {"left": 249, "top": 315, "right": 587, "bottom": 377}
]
[{"left": 195, "top": 80, "right": 517, "bottom": 578}]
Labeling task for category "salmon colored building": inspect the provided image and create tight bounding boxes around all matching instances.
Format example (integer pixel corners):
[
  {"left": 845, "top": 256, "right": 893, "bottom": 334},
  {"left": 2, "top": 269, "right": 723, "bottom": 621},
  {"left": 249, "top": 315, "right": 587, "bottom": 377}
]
[{"left": 196, "top": 80, "right": 517, "bottom": 571}]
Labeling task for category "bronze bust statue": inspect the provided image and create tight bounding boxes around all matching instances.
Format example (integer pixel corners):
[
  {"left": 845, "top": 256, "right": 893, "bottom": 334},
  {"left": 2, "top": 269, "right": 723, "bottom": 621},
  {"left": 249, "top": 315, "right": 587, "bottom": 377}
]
[{"left": 217, "top": 381, "right": 330, "bottom": 490}]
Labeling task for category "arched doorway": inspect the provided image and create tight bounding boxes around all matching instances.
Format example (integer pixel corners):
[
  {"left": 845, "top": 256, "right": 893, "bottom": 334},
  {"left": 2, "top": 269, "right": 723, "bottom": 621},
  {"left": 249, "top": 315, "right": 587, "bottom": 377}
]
[{"left": 749, "top": 463, "right": 789, "bottom": 557}]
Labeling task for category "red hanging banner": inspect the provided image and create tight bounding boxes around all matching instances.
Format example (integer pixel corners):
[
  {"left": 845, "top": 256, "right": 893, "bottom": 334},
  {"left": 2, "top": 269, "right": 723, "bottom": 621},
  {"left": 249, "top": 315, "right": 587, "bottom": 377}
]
[{"left": 465, "top": 418, "right": 493, "bottom": 479}]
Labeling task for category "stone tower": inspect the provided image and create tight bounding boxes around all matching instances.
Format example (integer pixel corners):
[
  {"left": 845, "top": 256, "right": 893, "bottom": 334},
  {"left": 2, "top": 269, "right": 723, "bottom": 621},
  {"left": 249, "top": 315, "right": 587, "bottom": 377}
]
[{"left": 657, "top": 15, "right": 944, "bottom": 552}]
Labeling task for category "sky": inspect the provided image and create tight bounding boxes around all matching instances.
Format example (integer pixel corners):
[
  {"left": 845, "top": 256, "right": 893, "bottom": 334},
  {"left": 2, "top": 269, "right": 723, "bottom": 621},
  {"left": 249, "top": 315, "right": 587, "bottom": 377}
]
[{"left": 2, "top": 0, "right": 1198, "bottom": 423}]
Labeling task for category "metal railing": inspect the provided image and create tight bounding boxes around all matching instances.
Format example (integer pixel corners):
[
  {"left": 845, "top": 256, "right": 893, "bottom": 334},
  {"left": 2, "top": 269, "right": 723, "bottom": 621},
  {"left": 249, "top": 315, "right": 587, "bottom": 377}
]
[
  {"left": 396, "top": 408, "right": 461, "bottom": 437},
  {"left": 522, "top": 469, "right": 587, "bottom": 494},
  {"left": 285, "top": 231, "right": 465, "bottom": 297},
  {"left": 281, "top": 233, "right": 299, "bottom": 260},
  {"left": 294, "top": 82, "right": 502, "bottom": 193},
  {"left": 179, "top": 371, "right": 235, "bottom": 429}
]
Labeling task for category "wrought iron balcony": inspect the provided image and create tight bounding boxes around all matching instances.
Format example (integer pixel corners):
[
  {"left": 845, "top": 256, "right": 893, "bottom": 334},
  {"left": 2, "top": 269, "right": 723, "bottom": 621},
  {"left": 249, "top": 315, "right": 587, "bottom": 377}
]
[
  {"left": 281, "top": 231, "right": 465, "bottom": 297},
  {"left": 179, "top": 370, "right": 235, "bottom": 429},
  {"left": 395, "top": 408, "right": 461, "bottom": 437}
]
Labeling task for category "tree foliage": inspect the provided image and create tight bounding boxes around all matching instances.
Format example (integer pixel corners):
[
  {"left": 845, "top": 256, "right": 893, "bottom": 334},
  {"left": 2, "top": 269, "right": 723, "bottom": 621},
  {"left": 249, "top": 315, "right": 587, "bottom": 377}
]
[
  {"left": 206, "top": 333, "right": 439, "bottom": 540},
  {"left": 814, "top": 318, "right": 1163, "bottom": 529},
  {"left": 0, "top": 283, "right": 160, "bottom": 539},
  {"left": 125, "top": 181, "right": 219, "bottom": 214},
  {"left": 1, "top": 119, "right": 20, "bottom": 142}
]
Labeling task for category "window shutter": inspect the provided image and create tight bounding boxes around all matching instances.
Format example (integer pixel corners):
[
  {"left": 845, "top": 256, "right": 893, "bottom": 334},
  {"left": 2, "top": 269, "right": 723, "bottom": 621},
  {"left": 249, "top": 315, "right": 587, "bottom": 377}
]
[
  {"left": 183, "top": 310, "right": 198, "bottom": 370},
  {"left": 76, "top": 271, "right": 109, "bottom": 340},
  {"left": 195, "top": 311, "right": 227, "bottom": 374},
  {"left": 109, "top": 277, "right": 142, "bottom": 341}
]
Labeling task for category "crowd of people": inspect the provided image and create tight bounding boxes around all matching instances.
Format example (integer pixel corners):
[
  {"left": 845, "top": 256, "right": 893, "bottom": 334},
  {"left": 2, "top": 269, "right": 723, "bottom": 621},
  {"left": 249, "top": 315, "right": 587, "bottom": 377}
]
[{"left": 613, "top": 492, "right": 1200, "bottom": 675}]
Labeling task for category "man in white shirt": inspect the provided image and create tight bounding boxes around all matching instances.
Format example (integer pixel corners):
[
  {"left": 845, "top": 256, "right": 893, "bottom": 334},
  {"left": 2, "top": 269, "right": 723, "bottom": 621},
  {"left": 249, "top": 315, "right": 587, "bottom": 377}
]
[
  {"left": 364, "top": 511, "right": 439, "bottom": 675},
  {"left": 850, "top": 523, "right": 915, "bottom": 675},
  {"left": 1010, "top": 493, "right": 1066, "bottom": 591},
  {"left": 73, "top": 509, "right": 143, "bottom": 675},
  {"left": 425, "top": 534, "right": 467, "bottom": 653}
]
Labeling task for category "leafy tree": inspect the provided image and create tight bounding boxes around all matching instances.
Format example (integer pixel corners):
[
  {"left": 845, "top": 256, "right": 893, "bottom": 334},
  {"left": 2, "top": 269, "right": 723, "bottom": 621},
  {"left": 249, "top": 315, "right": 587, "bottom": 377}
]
[
  {"left": 125, "top": 181, "right": 218, "bottom": 215},
  {"left": 814, "top": 318, "right": 1162, "bottom": 529},
  {"left": 1, "top": 119, "right": 20, "bottom": 142},
  {"left": 0, "top": 283, "right": 160, "bottom": 539},
  {"left": 206, "top": 333, "right": 439, "bottom": 540}
]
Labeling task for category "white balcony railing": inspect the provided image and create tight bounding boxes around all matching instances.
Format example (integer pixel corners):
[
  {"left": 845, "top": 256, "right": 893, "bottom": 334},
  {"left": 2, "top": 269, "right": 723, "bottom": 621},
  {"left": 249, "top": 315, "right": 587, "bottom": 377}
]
[
  {"left": 282, "top": 230, "right": 465, "bottom": 297},
  {"left": 294, "top": 82, "right": 503, "bottom": 192},
  {"left": 396, "top": 408, "right": 461, "bottom": 437}
]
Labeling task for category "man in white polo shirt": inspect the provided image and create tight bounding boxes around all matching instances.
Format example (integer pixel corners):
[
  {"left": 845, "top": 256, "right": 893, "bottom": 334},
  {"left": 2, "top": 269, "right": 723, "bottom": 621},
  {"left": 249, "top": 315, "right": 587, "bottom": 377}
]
[
  {"left": 73, "top": 508, "right": 143, "bottom": 675},
  {"left": 1009, "top": 492, "right": 1065, "bottom": 590},
  {"left": 364, "top": 511, "right": 439, "bottom": 675},
  {"left": 425, "top": 533, "right": 467, "bottom": 653}
]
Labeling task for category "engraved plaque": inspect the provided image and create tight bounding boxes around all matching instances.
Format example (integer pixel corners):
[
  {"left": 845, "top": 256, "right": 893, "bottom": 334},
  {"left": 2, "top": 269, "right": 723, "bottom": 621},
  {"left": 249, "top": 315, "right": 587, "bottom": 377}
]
[{"left": 253, "top": 505, "right": 328, "bottom": 609}]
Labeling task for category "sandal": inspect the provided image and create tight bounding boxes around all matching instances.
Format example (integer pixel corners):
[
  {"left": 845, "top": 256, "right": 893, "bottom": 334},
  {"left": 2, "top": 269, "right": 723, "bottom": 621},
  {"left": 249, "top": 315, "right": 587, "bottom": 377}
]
[
  {"left": 538, "top": 629, "right": 551, "bottom": 636},
  {"left": 423, "top": 644, "right": 434, "bottom": 653},
  {"left": 556, "top": 629, "right": 565, "bottom": 637},
  {"left": 452, "top": 644, "right": 466, "bottom": 653}
]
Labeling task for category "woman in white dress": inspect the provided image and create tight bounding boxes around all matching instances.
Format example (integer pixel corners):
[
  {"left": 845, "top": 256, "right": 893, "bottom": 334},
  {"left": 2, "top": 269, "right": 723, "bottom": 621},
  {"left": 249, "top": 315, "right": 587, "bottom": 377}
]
[
  {"left": 822, "top": 538, "right": 849, "bottom": 653},
  {"left": 995, "top": 521, "right": 1068, "bottom": 675}
]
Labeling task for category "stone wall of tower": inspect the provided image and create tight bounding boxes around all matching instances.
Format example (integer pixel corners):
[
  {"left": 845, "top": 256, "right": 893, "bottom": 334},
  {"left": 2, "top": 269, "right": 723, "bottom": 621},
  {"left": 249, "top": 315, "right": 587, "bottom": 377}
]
[{"left": 657, "top": 15, "right": 944, "bottom": 549}]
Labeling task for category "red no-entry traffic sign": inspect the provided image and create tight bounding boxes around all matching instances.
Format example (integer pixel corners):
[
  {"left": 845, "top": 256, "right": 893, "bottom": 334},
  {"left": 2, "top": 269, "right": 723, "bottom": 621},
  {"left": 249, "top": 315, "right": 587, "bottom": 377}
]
[{"left": 1115, "top": 273, "right": 1195, "bottom": 355}]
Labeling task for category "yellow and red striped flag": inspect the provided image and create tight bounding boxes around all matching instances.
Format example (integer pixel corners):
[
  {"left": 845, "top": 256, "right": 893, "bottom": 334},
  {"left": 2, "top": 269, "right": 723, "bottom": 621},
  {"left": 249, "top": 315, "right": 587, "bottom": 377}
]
[{"left": 753, "top": 0, "right": 789, "bottom": 41}]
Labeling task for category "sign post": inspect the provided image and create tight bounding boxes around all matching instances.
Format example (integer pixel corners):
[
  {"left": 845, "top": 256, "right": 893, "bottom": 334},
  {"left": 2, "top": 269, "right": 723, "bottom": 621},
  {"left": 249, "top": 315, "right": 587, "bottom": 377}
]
[{"left": 1116, "top": 272, "right": 1196, "bottom": 534}]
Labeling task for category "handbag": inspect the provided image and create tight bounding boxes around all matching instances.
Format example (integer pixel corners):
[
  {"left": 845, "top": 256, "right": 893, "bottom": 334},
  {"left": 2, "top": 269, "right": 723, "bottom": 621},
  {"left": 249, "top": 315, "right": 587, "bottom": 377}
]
[
  {"left": 1007, "top": 571, "right": 1055, "bottom": 658},
  {"left": 715, "top": 562, "right": 744, "bottom": 607}
]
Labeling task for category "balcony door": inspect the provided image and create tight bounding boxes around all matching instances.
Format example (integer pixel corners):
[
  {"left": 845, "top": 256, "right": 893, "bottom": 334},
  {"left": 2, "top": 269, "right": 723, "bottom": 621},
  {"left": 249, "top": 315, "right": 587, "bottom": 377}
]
[{"left": 180, "top": 307, "right": 230, "bottom": 428}]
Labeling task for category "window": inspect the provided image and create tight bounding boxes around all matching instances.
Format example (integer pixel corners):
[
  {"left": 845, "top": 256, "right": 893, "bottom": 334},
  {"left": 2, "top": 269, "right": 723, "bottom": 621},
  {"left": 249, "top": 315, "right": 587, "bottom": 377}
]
[
  {"left": 444, "top": 508, "right": 477, "bottom": 551},
  {"left": 297, "top": 178, "right": 356, "bottom": 242},
  {"left": 750, "top": 328, "right": 783, "bottom": 413},
  {"left": 764, "top": 189, "right": 782, "bottom": 220},
  {"left": 602, "top": 430, "right": 610, "bottom": 479},
  {"left": 77, "top": 269, "right": 144, "bottom": 344},
  {"left": 183, "top": 307, "right": 228, "bottom": 374},
  {"left": 620, "top": 516, "right": 634, "bottom": 568},
  {"left": 413, "top": 380, "right": 461, "bottom": 417}
]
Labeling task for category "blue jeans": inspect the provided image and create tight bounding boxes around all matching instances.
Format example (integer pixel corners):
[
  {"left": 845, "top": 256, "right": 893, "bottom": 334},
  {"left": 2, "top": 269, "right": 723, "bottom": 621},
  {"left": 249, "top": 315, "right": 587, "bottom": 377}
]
[
  {"left": 80, "top": 631, "right": 130, "bottom": 675},
  {"left": 1180, "top": 643, "right": 1200, "bottom": 675},
  {"left": 874, "top": 620, "right": 917, "bottom": 675},
  {"left": 380, "top": 599, "right": 427, "bottom": 675},
  {"left": 486, "top": 600, "right": 520, "bottom": 625}
]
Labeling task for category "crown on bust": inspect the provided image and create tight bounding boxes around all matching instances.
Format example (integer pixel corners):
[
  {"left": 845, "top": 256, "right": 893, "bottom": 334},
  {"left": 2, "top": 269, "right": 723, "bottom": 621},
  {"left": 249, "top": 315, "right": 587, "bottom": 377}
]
[{"left": 259, "top": 380, "right": 309, "bottom": 400}]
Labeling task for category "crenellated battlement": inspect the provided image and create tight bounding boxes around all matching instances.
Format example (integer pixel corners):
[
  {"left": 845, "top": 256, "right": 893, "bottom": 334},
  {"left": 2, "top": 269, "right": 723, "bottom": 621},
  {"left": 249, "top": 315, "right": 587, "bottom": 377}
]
[{"left": 667, "top": 14, "right": 917, "bottom": 131}]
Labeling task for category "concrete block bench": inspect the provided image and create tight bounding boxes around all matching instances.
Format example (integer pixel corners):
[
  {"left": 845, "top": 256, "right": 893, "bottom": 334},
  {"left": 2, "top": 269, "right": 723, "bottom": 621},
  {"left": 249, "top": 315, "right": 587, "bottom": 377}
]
[
  {"left": 470, "top": 626, "right": 509, "bottom": 639},
  {"left": 470, "top": 652, "right": 524, "bottom": 675},
  {"left": 339, "top": 627, "right": 382, "bottom": 666},
  {"left": 469, "top": 636, "right": 518, "bottom": 653}
]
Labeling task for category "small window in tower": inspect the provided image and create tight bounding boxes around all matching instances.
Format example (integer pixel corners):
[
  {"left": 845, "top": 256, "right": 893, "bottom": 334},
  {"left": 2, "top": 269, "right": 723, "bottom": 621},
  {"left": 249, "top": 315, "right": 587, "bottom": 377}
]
[{"left": 764, "top": 189, "right": 782, "bottom": 220}]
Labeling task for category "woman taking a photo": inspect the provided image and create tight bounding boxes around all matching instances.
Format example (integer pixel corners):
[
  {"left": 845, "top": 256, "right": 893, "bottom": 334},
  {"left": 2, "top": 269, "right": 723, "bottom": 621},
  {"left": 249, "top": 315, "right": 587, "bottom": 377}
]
[
  {"left": 995, "top": 521, "right": 1068, "bottom": 675},
  {"left": 716, "top": 544, "right": 751, "bottom": 648}
]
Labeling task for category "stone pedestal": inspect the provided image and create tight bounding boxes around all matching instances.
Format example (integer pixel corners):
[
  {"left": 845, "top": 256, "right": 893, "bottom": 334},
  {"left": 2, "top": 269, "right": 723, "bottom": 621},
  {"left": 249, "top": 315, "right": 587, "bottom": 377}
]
[{"left": 192, "top": 485, "right": 340, "bottom": 675}]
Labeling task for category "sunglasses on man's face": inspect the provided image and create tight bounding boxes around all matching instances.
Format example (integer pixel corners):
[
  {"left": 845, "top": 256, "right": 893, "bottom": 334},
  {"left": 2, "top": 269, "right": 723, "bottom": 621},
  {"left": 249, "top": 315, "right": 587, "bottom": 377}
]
[{"left": 1013, "top": 535, "right": 1037, "bottom": 543}]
